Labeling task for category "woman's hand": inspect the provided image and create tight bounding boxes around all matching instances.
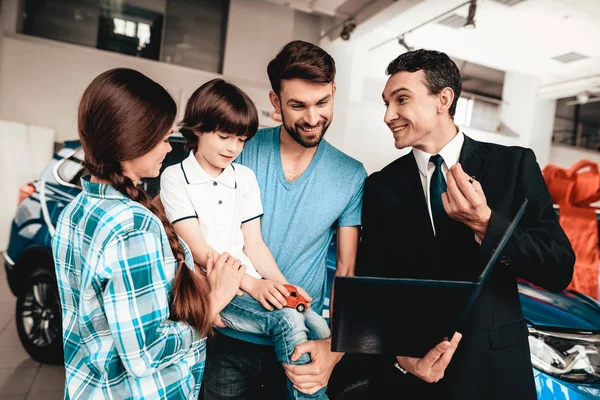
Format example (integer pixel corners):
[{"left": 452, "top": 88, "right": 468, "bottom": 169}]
[{"left": 206, "top": 252, "right": 246, "bottom": 317}]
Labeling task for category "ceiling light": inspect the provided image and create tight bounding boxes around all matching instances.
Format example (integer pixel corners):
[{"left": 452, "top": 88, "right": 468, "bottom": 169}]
[
  {"left": 464, "top": 0, "right": 477, "bottom": 29},
  {"left": 340, "top": 19, "right": 356, "bottom": 41},
  {"left": 398, "top": 35, "right": 413, "bottom": 51}
]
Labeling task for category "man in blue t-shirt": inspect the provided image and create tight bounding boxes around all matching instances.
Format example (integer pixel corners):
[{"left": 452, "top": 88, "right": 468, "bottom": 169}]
[{"left": 203, "top": 40, "right": 367, "bottom": 399}]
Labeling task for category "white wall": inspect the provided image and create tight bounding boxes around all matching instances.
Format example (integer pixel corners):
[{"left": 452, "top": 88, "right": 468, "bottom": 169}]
[
  {"left": 0, "top": 34, "right": 222, "bottom": 142},
  {"left": 549, "top": 144, "right": 600, "bottom": 169},
  {"left": 0, "top": 121, "right": 54, "bottom": 250},
  {"left": 223, "top": 0, "right": 320, "bottom": 85},
  {"left": 0, "top": 0, "right": 326, "bottom": 251},
  {"left": 0, "top": 0, "right": 324, "bottom": 143},
  {"left": 1, "top": 0, "right": 598, "bottom": 177},
  {"left": 500, "top": 70, "right": 557, "bottom": 167}
]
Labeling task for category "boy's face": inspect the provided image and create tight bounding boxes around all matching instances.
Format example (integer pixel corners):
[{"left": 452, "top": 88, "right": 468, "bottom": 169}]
[
  {"left": 270, "top": 78, "right": 335, "bottom": 148},
  {"left": 196, "top": 131, "right": 247, "bottom": 175},
  {"left": 382, "top": 70, "right": 445, "bottom": 151}
]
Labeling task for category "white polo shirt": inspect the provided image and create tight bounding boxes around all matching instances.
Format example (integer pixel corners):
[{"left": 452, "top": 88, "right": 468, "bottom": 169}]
[{"left": 160, "top": 151, "right": 264, "bottom": 279}]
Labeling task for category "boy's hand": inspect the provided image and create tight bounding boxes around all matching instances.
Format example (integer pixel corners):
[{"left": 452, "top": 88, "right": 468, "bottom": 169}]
[
  {"left": 248, "top": 279, "right": 290, "bottom": 310},
  {"left": 291, "top": 285, "right": 313, "bottom": 305}
]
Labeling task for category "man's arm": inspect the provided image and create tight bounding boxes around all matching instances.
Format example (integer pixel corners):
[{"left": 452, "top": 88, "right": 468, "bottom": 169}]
[
  {"left": 329, "top": 226, "right": 359, "bottom": 318},
  {"left": 481, "top": 150, "right": 574, "bottom": 291},
  {"left": 443, "top": 150, "right": 575, "bottom": 291}
]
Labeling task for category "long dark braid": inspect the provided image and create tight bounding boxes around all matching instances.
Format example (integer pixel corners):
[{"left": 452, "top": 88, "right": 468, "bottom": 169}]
[{"left": 79, "top": 68, "right": 212, "bottom": 336}]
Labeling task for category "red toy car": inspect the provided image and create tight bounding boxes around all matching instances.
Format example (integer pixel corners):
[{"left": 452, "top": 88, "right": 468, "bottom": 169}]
[{"left": 283, "top": 284, "right": 308, "bottom": 313}]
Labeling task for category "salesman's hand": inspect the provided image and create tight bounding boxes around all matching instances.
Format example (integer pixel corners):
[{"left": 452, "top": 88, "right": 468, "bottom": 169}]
[
  {"left": 396, "top": 332, "right": 462, "bottom": 383},
  {"left": 283, "top": 338, "right": 342, "bottom": 395},
  {"left": 442, "top": 163, "right": 491, "bottom": 239}
]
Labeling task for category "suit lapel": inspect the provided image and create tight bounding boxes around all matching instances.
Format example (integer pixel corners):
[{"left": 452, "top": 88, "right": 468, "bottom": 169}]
[
  {"left": 397, "top": 152, "right": 436, "bottom": 240},
  {"left": 458, "top": 135, "right": 488, "bottom": 184}
]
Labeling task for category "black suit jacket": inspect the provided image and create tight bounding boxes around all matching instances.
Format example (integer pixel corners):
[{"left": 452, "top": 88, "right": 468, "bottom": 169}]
[{"left": 356, "top": 136, "right": 575, "bottom": 400}]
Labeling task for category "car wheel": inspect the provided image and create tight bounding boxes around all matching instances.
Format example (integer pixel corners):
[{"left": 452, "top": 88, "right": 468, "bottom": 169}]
[
  {"left": 296, "top": 304, "right": 306, "bottom": 313},
  {"left": 16, "top": 266, "right": 63, "bottom": 364}
]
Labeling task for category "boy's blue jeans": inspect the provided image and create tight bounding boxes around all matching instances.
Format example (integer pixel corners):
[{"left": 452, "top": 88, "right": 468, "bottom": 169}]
[{"left": 219, "top": 292, "right": 331, "bottom": 400}]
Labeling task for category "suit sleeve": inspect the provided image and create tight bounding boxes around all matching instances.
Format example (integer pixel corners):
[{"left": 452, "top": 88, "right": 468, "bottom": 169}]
[
  {"left": 356, "top": 173, "right": 387, "bottom": 278},
  {"left": 480, "top": 148, "right": 575, "bottom": 292}
]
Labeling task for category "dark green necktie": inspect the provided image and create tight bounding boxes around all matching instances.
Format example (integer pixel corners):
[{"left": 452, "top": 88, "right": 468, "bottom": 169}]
[{"left": 429, "top": 154, "right": 447, "bottom": 233}]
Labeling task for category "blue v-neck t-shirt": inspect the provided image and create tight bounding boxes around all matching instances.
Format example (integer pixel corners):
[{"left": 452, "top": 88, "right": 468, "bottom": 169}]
[{"left": 219, "top": 125, "right": 367, "bottom": 345}]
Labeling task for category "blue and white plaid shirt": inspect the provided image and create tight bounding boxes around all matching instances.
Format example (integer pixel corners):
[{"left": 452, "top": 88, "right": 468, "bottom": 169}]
[{"left": 52, "top": 176, "right": 206, "bottom": 399}]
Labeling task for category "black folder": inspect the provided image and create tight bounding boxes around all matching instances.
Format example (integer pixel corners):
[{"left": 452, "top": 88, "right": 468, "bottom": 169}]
[{"left": 331, "top": 198, "right": 529, "bottom": 358}]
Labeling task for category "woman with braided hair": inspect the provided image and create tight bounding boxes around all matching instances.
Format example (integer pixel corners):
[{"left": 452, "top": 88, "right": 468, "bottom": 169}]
[{"left": 52, "top": 68, "right": 245, "bottom": 400}]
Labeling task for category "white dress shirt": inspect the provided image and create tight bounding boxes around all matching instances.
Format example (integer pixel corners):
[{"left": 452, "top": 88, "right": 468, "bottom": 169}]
[
  {"left": 412, "top": 131, "right": 481, "bottom": 244},
  {"left": 413, "top": 131, "right": 464, "bottom": 235}
]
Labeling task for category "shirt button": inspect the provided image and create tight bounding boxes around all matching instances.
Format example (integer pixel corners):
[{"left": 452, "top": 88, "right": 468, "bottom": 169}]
[
  {"left": 213, "top": 181, "right": 218, "bottom": 186},
  {"left": 218, "top": 200, "right": 223, "bottom": 205}
]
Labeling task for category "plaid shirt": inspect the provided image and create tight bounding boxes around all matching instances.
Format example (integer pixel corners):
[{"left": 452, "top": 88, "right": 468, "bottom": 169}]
[{"left": 52, "top": 176, "right": 206, "bottom": 400}]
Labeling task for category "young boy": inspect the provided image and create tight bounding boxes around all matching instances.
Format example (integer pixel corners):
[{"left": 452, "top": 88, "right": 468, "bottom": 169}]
[{"left": 159, "top": 78, "right": 331, "bottom": 400}]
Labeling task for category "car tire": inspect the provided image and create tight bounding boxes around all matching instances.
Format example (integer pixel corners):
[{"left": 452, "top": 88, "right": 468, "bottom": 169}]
[
  {"left": 15, "top": 265, "right": 63, "bottom": 365},
  {"left": 296, "top": 304, "right": 306, "bottom": 313}
]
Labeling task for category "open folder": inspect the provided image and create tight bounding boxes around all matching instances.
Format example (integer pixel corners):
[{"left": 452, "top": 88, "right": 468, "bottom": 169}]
[{"left": 331, "top": 198, "right": 529, "bottom": 358}]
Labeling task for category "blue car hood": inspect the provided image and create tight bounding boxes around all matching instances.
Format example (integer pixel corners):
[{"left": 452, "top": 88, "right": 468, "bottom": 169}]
[{"left": 519, "top": 281, "right": 600, "bottom": 331}]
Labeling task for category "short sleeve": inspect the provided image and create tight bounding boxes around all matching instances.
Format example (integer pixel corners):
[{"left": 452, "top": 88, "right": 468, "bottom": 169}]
[
  {"left": 338, "top": 168, "right": 368, "bottom": 227},
  {"left": 238, "top": 166, "right": 264, "bottom": 224},
  {"left": 160, "top": 166, "right": 197, "bottom": 224}
]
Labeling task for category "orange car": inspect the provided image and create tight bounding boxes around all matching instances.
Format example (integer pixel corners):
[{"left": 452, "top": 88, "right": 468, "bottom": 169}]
[{"left": 283, "top": 284, "right": 308, "bottom": 313}]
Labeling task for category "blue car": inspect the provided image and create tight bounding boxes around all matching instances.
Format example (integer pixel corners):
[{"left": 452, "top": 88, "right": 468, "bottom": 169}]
[{"left": 4, "top": 138, "right": 600, "bottom": 399}]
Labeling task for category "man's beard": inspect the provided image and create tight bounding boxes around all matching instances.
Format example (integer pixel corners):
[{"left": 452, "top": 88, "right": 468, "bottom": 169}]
[{"left": 282, "top": 113, "right": 331, "bottom": 148}]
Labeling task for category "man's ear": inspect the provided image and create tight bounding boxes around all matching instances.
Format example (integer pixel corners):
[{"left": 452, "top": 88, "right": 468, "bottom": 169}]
[
  {"left": 438, "top": 87, "right": 455, "bottom": 115},
  {"left": 332, "top": 81, "right": 337, "bottom": 97},
  {"left": 269, "top": 90, "right": 281, "bottom": 114}
]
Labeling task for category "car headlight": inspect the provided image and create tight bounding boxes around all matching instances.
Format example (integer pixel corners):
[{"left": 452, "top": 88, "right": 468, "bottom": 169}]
[{"left": 528, "top": 326, "right": 600, "bottom": 383}]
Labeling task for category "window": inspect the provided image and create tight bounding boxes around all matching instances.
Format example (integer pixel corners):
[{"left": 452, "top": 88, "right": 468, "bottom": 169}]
[
  {"left": 552, "top": 97, "right": 600, "bottom": 151},
  {"left": 21, "top": 0, "right": 229, "bottom": 72},
  {"left": 97, "top": 4, "right": 163, "bottom": 60},
  {"left": 455, "top": 93, "right": 501, "bottom": 133},
  {"left": 455, "top": 97, "right": 474, "bottom": 127},
  {"left": 161, "top": 0, "right": 229, "bottom": 72}
]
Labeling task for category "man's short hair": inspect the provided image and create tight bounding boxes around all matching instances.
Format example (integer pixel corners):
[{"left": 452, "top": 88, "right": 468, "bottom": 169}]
[
  {"left": 386, "top": 49, "right": 462, "bottom": 117},
  {"left": 267, "top": 40, "right": 336, "bottom": 95}
]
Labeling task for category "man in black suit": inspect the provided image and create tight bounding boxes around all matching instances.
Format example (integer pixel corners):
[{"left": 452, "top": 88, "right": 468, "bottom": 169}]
[{"left": 356, "top": 49, "right": 575, "bottom": 399}]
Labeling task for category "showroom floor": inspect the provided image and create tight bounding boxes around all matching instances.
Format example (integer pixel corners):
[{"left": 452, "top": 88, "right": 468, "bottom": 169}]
[{"left": 0, "top": 260, "right": 64, "bottom": 400}]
